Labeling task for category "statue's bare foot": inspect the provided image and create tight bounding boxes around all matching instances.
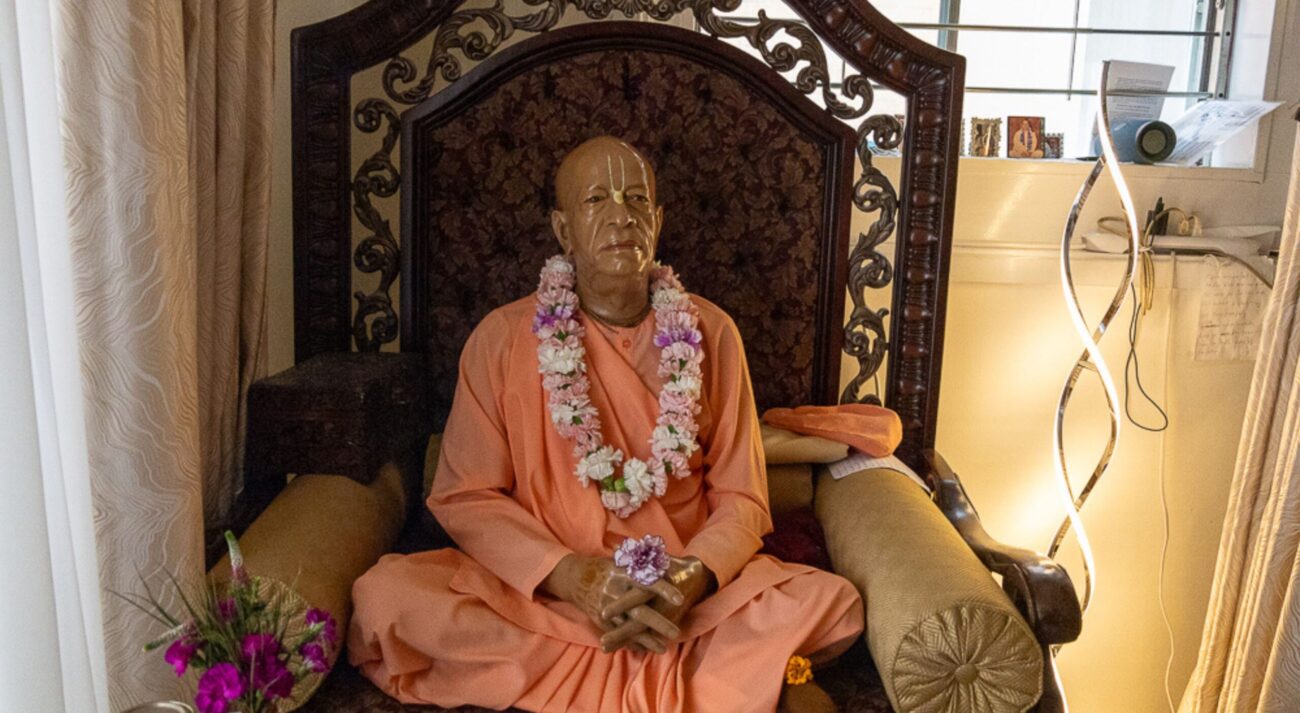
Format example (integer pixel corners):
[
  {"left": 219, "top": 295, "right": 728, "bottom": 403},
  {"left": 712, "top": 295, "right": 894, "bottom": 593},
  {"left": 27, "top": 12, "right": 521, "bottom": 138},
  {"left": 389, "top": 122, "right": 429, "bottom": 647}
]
[{"left": 778, "top": 681, "right": 837, "bottom": 713}]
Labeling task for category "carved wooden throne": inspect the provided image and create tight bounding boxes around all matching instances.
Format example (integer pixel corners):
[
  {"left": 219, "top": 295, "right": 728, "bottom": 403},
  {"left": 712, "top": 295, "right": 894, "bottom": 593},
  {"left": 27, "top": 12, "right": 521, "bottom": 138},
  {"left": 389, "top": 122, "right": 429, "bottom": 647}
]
[{"left": 246, "top": 1, "right": 1084, "bottom": 710}]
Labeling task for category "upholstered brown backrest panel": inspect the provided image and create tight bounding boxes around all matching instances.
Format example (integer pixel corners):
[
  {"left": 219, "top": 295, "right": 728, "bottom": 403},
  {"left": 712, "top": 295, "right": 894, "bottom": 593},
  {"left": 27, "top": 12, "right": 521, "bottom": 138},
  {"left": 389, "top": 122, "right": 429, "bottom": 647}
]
[{"left": 402, "top": 23, "right": 854, "bottom": 425}]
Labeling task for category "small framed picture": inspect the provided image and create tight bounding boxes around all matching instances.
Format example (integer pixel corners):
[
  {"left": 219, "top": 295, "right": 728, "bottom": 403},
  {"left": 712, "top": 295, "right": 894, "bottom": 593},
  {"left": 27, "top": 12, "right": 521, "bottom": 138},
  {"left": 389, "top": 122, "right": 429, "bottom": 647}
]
[
  {"left": 1007, "top": 116, "right": 1045, "bottom": 158},
  {"left": 1042, "top": 133, "right": 1064, "bottom": 159},
  {"left": 969, "top": 117, "right": 1002, "bottom": 158}
]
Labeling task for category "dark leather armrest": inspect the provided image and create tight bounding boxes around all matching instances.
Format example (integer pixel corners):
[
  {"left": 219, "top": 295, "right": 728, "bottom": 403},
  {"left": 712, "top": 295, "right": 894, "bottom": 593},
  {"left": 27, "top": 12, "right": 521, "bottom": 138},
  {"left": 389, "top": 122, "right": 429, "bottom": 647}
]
[
  {"left": 925, "top": 449, "right": 1082, "bottom": 646},
  {"left": 239, "top": 352, "right": 431, "bottom": 529}
]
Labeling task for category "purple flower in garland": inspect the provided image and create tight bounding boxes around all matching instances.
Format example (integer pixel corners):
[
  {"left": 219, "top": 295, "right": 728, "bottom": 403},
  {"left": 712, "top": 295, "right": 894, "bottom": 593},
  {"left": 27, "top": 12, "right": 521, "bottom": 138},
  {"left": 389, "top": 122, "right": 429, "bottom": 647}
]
[
  {"left": 614, "top": 535, "right": 671, "bottom": 587},
  {"left": 305, "top": 607, "right": 338, "bottom": 649},
  {"left": 652, "top": 327, "right": 702, "bottom": 349},
  {"left": 163, "top": 636, "right": 200, "bottom": 677},
  {"left": 241, "top": 633, "right": 294, "bottom": 700},
  {"left": 194, "top": 662, "right": 244, "bottom": 713},
  {"left": 300, "top": 642, "right": 329, "bottom": 673}
]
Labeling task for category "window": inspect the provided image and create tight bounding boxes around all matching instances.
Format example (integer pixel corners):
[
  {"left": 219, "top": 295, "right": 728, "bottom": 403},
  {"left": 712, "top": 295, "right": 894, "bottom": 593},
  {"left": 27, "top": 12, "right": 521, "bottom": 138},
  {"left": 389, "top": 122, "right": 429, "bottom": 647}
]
[{"left": 710, "top": 0, "right": 1254, "bottom": 166}]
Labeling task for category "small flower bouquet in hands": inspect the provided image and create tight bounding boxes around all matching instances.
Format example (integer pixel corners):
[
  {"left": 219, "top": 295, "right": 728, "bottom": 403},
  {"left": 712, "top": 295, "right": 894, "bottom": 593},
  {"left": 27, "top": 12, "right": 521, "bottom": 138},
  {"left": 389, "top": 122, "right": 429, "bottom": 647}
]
[{"left": 118, "top": 532, "right": 337, "bottom": 713}]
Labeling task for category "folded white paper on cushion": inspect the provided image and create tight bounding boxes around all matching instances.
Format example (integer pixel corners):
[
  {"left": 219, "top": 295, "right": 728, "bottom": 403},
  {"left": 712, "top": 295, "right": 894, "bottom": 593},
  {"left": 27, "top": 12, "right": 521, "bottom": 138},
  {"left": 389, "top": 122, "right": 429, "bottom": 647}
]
[{"left": 827, "top": 450, "right": 930, "bottom": 493}]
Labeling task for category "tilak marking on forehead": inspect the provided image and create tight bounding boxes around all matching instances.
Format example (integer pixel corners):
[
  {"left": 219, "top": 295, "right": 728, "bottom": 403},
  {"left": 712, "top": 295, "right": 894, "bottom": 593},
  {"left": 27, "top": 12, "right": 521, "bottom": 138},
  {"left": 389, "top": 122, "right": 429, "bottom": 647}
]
[
  {"left": 599, "top": 144, "right": 653, "bottom": 206},
  {"left": 607, "top": 154, "right": 627, "bottom": 204}
]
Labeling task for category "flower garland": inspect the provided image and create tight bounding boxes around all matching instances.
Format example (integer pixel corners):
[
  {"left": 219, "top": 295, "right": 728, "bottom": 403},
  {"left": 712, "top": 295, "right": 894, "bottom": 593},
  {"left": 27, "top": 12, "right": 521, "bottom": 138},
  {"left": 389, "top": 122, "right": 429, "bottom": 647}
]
[{"left": 533, "top": 254, "right": 703, "bottom": 518}]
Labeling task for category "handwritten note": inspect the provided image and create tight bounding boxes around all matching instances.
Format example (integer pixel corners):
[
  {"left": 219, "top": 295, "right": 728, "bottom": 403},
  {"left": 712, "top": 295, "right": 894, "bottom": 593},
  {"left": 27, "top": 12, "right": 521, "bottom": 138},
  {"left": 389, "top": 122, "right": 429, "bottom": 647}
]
[{"left": 1195, "top": 256, "right": 1270, "bottom": 361}]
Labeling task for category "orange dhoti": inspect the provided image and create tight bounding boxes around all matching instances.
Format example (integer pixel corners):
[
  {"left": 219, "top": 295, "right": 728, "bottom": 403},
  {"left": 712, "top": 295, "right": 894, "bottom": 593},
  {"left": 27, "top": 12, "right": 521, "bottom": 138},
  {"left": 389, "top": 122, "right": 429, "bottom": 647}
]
[{"left": 348, "top": 295, "right": 865, "bottom": 713}]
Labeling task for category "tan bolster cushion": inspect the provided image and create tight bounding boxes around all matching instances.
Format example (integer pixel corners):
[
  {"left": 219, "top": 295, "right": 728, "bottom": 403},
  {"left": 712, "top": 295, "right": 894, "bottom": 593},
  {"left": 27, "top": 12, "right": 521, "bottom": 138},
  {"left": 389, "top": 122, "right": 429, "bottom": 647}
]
[
  {"left": 210, "top": 464, "right": 406, "bottom": 665},
  {"left": 761, "top": 423, "right": 849, "bottom": 464},
  {"left": 767, "top": 463, "right": 814, "bottom": 515},
  {"left": 815, "top": 467, "right": 1043, "bottom": 713}
]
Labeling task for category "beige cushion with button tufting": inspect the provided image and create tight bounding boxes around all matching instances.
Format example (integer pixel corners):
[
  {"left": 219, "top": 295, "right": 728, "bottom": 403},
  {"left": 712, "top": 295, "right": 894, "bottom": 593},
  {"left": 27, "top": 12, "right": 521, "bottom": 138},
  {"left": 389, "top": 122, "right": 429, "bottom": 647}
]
[{"left": 815, "top": 466, "right": 1043, "bottom": 712}]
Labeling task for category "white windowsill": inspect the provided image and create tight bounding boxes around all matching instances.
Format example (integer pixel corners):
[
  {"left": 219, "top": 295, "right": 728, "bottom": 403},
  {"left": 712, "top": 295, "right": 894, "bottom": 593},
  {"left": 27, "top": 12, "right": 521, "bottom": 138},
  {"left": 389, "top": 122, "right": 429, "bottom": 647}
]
[{"left": 952, "top": 156, "right": 1266, "bottom": 183}]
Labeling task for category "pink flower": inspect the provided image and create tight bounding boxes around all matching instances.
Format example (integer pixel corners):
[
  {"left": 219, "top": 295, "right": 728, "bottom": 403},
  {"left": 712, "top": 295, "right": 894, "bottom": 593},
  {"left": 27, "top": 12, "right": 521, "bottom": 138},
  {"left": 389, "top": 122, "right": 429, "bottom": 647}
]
[
  {"left": 614, "top": 535, "right": 671, "bottom": 586},
  {"left": 305, "top": 608, "right": 338, "bottom": 649},
  {"left": 164, "top": 636, "right": 199, "bottom": 677},
  {"left": 240, "top": 633, "right": 294, "bottom": 700},
  {"left": 659, "top": 450, "right": 690, "bottom": 479},
  {"left": 646, "top": 457, "right": 669, "bottom": 496},
  {"left": 601, "top": 490, "right": 631, "bottom": 512},
  {"left": 194, "top": 663, "right": 243, "bottom": 713},
  {"left": 300, "top": 642, "right": 329, "bottom": 673},
  {"left": 659, "top": 342, "right": 703, "bottom": 371},
  {"left": 659, "top": 412, "right": 698, "bottom": 439},
  {"left": 215, "top": 597, "right": 236, "bottom": 623},
  {"left": 659, "top": 390, "right": 700, "bottom": 416}
]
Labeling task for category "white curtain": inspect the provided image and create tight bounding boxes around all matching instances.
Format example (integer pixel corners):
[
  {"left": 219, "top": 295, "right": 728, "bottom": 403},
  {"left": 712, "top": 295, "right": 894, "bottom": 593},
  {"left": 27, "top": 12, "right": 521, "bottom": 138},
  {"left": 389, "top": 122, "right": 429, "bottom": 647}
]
[
  {"left": 2, "top": 0, "right": 106, "bottom": 709},
  {"left": 48, "top": 0, "right": 274, "bottom": 707},
  {"left": 1180, "top": 123, "right": 1300, "bottom": 711}
]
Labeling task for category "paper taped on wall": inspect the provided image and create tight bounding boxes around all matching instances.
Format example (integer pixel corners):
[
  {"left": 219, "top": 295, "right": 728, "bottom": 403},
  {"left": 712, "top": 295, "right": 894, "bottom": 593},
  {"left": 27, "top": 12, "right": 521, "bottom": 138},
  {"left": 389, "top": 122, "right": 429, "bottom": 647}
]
[{"left": 1195, "top": 255, "right": 1270, "bottom": 361}]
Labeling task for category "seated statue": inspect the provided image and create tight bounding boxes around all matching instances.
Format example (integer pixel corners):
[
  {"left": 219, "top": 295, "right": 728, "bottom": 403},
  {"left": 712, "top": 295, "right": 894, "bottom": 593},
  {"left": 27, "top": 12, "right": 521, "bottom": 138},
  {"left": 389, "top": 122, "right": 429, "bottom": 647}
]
[{"left": 348, "top": 136, "right": 865, "bottom": 713}]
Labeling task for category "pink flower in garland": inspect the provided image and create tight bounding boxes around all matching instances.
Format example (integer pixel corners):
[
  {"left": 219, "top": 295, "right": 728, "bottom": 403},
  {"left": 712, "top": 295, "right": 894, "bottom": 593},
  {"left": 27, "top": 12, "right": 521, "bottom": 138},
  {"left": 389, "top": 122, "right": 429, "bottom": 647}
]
[
  {"left": 614, "top": 535, "right": 671, "bottom": 587},
  {"left": 194, "top": 663, "right": 244, "bottom": 713}
]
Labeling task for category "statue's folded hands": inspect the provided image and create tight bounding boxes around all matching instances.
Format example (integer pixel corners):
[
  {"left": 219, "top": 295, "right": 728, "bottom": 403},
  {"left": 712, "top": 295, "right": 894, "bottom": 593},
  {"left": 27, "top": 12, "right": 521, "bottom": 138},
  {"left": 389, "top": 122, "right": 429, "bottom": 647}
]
[
  {"left": 541, "top": 552, "right": 686, "bottom": 654},
  {"left": 597, "top": 554, "right": 717, "bottom": 653}
]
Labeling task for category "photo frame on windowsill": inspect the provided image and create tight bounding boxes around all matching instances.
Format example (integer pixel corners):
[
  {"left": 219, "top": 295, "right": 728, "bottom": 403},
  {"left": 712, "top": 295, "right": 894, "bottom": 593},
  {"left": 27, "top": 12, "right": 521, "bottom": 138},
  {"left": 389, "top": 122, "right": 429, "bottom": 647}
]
[
  {"left": 969, "top": 117, "right": 1002, "bottom": 158},
  {"left": 1043, "top": 133, "right": 1064, "bottom": 159},
  {"left": 1007, "top": 116, "right": 1045, "bottom": 158}
]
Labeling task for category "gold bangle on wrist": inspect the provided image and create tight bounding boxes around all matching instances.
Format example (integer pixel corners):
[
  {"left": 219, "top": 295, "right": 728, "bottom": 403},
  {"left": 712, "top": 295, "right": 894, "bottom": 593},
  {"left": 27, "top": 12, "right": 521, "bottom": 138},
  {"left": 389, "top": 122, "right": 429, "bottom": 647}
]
[{"left": 785, "top": 655, "right": 813, "bottom": 686}]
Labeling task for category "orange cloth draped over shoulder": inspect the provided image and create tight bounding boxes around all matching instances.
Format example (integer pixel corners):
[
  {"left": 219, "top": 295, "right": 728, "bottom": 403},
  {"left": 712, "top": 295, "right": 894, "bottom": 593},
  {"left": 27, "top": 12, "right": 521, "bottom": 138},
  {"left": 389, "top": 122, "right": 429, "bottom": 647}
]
[
  {"left": 762, "top": 404, "right": 902, "bottom": 457},
  {"left": 348, "top": 294, "right": 864, "bottom": 713}
]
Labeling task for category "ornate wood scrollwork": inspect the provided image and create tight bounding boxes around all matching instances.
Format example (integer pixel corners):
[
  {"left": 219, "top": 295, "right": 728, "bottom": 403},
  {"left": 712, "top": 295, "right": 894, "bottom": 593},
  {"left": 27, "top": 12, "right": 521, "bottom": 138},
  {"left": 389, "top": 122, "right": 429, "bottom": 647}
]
[
  {"left": 347, "top": 0, "right": 899, "bottom": 352},
  {"left": 351, "top": 99, "right": 403, "bottom": 351},
  {"left": 840, "top": 115, "right": 901, "bottom": 405}
]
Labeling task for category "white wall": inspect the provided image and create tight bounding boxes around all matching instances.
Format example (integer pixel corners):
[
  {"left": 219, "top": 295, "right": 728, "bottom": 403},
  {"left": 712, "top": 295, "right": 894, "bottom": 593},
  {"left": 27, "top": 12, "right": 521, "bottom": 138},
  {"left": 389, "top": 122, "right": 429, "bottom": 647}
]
[{"left": 269, "top": 2, "right": 1300, "bottom": 711}]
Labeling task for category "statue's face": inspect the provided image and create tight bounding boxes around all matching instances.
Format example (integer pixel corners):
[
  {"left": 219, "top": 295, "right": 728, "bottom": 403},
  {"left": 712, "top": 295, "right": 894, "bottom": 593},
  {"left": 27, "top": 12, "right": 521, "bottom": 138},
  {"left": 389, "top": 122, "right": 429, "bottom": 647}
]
[{"left": 551, "top": 137, "right": 664, "bottom": 280}]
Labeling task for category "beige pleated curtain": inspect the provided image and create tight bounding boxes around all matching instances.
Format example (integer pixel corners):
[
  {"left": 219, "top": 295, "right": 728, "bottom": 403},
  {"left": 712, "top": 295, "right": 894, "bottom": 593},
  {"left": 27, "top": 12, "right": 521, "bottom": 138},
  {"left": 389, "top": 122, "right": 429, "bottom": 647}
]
[
  {"left": 54, "top": 0, "right": 273, "bottom": 706},
  {"left": 1179, "top": 123, "right": 1300, "bottom": 711}
]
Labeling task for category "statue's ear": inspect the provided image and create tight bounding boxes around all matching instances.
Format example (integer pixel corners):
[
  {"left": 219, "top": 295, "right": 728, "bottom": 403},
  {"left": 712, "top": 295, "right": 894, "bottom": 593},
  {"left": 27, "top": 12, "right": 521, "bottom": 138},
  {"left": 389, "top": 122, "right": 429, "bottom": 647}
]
[{"left": 551, "top": 209, "right": 571, "bottom": 254}]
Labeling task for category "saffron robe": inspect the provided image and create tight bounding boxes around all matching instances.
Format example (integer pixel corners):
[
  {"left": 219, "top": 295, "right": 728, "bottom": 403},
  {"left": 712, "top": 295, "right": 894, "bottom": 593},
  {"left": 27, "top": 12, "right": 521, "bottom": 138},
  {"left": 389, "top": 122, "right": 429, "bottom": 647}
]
[{"left": 348, "top": 294, "right": 865, "bottom": 713}]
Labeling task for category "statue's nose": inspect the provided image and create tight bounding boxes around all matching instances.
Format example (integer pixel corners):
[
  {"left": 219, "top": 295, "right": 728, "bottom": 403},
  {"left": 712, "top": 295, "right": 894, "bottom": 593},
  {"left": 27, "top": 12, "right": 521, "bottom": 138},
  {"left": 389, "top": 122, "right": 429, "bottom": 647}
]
[{"left": 609, "top": 200, "right": 636, "bottom": 226}]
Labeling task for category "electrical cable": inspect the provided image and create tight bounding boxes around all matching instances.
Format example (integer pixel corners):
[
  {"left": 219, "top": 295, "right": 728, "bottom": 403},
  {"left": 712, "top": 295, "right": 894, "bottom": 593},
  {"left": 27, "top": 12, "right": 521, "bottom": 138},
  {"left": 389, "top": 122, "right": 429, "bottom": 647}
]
[{"left": 1157, "top": 255, "right": 1179, "bottom": 713}]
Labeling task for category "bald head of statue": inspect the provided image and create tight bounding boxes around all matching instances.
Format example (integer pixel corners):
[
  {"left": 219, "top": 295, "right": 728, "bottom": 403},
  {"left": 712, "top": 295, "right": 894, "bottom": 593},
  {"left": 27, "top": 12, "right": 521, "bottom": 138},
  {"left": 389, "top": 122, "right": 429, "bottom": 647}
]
[{"left": 550, "top": 136, "right": 664, "bottom": 283}]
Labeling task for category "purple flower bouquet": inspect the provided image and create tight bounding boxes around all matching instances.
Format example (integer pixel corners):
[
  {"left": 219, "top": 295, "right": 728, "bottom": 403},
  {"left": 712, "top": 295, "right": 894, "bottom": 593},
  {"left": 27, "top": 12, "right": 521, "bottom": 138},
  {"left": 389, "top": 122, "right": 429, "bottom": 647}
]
[{"left": 118, "top": 532, "right": 337, "bottom": 713}]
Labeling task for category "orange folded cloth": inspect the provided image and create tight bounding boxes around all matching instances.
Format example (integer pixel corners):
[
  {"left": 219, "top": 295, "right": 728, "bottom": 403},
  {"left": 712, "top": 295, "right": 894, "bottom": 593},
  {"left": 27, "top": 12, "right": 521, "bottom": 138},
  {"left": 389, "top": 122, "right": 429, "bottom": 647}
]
[{"left": 762, "top": 403, "right": 902, "bottom": 457}]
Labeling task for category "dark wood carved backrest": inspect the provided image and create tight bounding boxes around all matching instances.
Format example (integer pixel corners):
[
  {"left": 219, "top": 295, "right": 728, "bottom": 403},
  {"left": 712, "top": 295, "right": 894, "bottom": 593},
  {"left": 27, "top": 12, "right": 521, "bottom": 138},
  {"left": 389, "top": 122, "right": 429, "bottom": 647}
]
[
  {"left": 401, "top": 23, "right": 853, "bottom": 425},
  {"left": 292, "top": 1, "right": 965, "bottom": 468}
]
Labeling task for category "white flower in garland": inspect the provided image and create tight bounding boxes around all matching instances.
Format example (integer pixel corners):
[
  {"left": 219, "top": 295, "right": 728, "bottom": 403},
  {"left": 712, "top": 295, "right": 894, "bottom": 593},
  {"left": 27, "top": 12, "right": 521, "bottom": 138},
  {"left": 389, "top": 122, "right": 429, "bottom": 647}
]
[
  {"left": 577, "top": 445, "right": 622, "bottom": 488},
  {"left": 623, "top": 458, "right": 654, "bottom": 509},
  {"left": 663, "top": 373, "right": 702, "bottom": 397},
  {"left": 538, "top": 344, "right": 584, "bottom": 375},
  {"left": 532, "top": 254, "right": 704, "bottom": 517}
]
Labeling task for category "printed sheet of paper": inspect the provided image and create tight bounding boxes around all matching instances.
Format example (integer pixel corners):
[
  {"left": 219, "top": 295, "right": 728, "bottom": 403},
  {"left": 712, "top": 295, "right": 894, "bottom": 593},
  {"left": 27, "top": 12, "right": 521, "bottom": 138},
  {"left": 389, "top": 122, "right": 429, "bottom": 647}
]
[
  {"left": 1104, "top": 60, "right": 1175, "bottom": 125},
  {"left": 827, "top": 451, "right": 929, "bottom": 492},
  {"left": 1166, "top": 100, "right": 1282, "bottom": 166},
  {"left": 1195, "top": 256, "right": 1271, "bottom": 361}
]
